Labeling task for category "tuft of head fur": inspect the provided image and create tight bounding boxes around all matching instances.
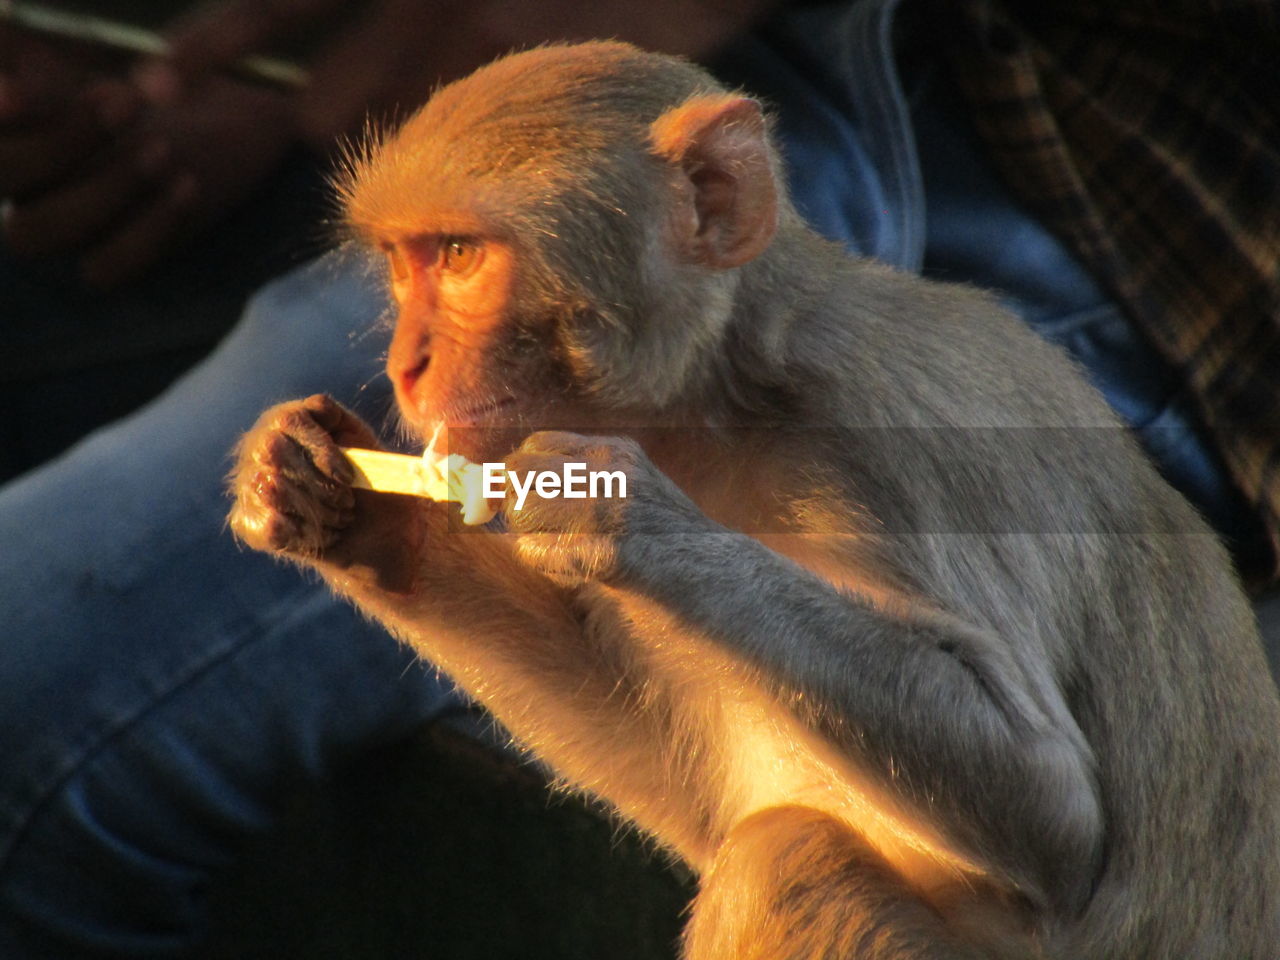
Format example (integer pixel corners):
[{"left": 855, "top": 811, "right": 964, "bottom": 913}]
[{"left": 341, "top": 43, "right": 720, "bottom": 233}]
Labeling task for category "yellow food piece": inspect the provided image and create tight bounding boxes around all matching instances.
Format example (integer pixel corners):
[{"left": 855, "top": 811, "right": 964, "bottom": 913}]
[{"left": 342, "top": 447, "right": 498, "bottom": 526}]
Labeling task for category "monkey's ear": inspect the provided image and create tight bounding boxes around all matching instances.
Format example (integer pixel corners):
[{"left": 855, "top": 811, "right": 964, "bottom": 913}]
[{"left": 650, "top": 95, "right": 778, "bottom": 269}]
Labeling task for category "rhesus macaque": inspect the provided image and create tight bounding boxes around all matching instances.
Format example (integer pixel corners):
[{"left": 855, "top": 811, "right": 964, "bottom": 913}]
[{"left": 228, "top": 42, "right": 1280, "bottom": 959}]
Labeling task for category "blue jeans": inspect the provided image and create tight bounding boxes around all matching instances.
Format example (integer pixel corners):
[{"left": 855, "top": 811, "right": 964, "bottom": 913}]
[
  {"left": 0, "top": 256, "right": 483, "bottom": 956},
  {"left": 1, "top": 2, "right": 1273, "bottom": 955}
]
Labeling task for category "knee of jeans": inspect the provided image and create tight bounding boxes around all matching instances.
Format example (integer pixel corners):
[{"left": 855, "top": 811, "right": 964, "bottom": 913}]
[{"left": 0, "top": 767, "right": 212, "bottom": 958}]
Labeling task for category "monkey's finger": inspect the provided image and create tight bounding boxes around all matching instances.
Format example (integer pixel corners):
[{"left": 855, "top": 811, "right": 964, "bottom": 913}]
[
  {"left": 516, "top": 430, "right": 599, "bottom": 457},
  {"left": 299, "top": 393, "right": 381, "bottom": 453},
  {"left": 260, "top": 464, "right": 354, "bottom": 534},
  {"left": 246, "top": 399, "right": 358, "bottom": 491},
  {"left": 235, "top": 445, "right": 353, "bottom": 549},
  {"left": 235, "top": 476, "right": 345, "bottom": 555},
  {"left": 229, "top": 494, "right": 304, "bottom": 553},
  {"left": 2, "top": 136, "right": 168, "bottom": 256},
  {"left": 77, "top": 172, "right": 199, "bottom": 287},
  {"left": 278, "top": 403, "right": 360, "bottom": 489},
  {"left": 254, "top": 427, "right": 355, "bottom": 509}
]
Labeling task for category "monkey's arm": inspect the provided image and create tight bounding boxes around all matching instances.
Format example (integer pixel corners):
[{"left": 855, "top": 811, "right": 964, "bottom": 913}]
[
  {"left": 506, "top": 433, "right": 1103, "bottom": 911},
  {"left": 631, "top": 528, "right": 1098, "bottom": 893},
  {"left": 328, "top": 506, "right": 733, "bottom": 863},
  {"left": 227, "top": 397, "right": 727, "bottom": 862}
]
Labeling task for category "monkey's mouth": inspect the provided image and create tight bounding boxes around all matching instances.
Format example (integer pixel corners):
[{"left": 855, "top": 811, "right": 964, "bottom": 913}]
[
  {"left": 426, "top": 398, "right": 522, "bottom": 463},
  {"left": 442, "top": 397, "right": 518, "bottom": 428}
]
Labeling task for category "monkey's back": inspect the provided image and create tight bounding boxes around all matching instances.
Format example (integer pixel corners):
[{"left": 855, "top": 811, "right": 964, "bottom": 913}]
[
  {"left": 1063, "top": 528, "right": 1280, "bottom": 958},
  {"left": 794, "top": 257, "right": 1280, "bottom": 956}
]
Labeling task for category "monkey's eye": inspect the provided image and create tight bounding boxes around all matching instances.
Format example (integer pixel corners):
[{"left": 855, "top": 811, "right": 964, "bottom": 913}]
[{"left": 442, "top": 237, "right": 482, "bottom": 276}]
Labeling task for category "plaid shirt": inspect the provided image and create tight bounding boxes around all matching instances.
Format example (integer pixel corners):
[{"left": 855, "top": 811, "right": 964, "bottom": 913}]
[{"left": 943, "top": 0, "right": 1280, "bottom": 583}]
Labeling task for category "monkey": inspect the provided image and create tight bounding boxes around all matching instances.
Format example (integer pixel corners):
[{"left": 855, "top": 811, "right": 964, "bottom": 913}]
[{"left": 227, "top": 42, "right": 1280, "bottom": 959}]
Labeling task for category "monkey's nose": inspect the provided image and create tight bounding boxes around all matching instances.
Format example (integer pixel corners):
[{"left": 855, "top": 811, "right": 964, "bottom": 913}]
[{"left": 396, "top": 354, "right": 430, "bottom": 397}]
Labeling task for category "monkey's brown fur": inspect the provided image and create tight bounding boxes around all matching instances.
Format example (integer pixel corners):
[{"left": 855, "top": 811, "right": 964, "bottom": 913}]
[{"left": 230, "top": 43, "right": 1280, "bottom": 958}]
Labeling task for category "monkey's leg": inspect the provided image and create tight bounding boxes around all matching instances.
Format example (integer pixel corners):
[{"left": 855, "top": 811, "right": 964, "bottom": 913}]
[
  {"left": 612, "top": 529, "right": 1100, "bottom": 910},
  {"left": 684, "top": 806, "right": 990, "bottom": 960}
]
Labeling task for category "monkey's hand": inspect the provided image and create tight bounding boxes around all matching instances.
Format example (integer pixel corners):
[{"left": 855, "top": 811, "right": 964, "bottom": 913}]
[
  {"left": 227, "top": 394, "right": 423, "bottom": 594},
  {"left": 503, "top": 430, "right": 707, "bottom": 586}
]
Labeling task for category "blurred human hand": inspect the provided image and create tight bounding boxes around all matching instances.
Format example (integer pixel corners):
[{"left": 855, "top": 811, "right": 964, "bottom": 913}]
[
  {"left": 0, "top": 26, "right": 295, "bottom": 288},
  {"left": 2, "top": 0, "right": 778, "bottom": 287},
  {"left": 136, "top": 0, "right": 779, "bottom": 147}
]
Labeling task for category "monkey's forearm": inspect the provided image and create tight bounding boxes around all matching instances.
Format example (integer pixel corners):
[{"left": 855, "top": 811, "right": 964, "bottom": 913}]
[
  {"left": 614, "top": 529, "right": 1102, "bottom": 902},
  {"left": 316, "top": 520, "right": 725, "bottom": 864},
  {"left": 228, "top": 405, "right": 723, "bottom": 859}
]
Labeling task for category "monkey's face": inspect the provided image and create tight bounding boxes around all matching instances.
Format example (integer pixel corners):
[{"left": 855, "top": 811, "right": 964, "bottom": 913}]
[
  {"left": 353, "top": 157, "right": 675, "bottom": 465},
  {"left": 383, "top": 230, "right": 506, "bottom": 434},
  {"left": 378, "top": 226, "right": 582, "bottom": 463},
  {"left": 341, "top": 43, "right": 780, "bottom": 461},
  {"left": 344, "top": 77, "right": 666, "bottom": 460}
]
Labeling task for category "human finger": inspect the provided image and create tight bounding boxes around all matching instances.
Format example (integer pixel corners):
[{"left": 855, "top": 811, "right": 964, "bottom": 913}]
[
  {"left": 134, "top": 0, "right": 347, "bottom": 102},
  {"left": 78, "top": 171, "right": 199, "bottom": 287},
  {"left": 0, "top": 80, "right": 136, "bottom": 196},
  {"left": 3, "top": 135, "right": 170, "bottom": 256}
]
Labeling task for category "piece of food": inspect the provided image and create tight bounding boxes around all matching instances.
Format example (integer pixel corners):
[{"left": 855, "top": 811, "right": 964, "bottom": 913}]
[{"left": 342, "top": 447, "right": 497, "bottom": 526}]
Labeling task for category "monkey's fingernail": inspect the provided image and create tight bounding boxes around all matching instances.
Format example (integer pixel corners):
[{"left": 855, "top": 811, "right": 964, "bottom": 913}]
[{"left": 132, "top": 62, "right": 180, "bottom": 105}]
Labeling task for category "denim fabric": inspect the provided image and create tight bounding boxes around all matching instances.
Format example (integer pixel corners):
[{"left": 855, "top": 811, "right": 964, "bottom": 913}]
[
  {"left": 0, "top": 149, "right": 332, "bottom": 484},
  {"left": 0, "top": 255, "right": 483, "bottom": 956},
  {"left": 0, "top": 2, "right": 1273, "bottom": 955}
]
